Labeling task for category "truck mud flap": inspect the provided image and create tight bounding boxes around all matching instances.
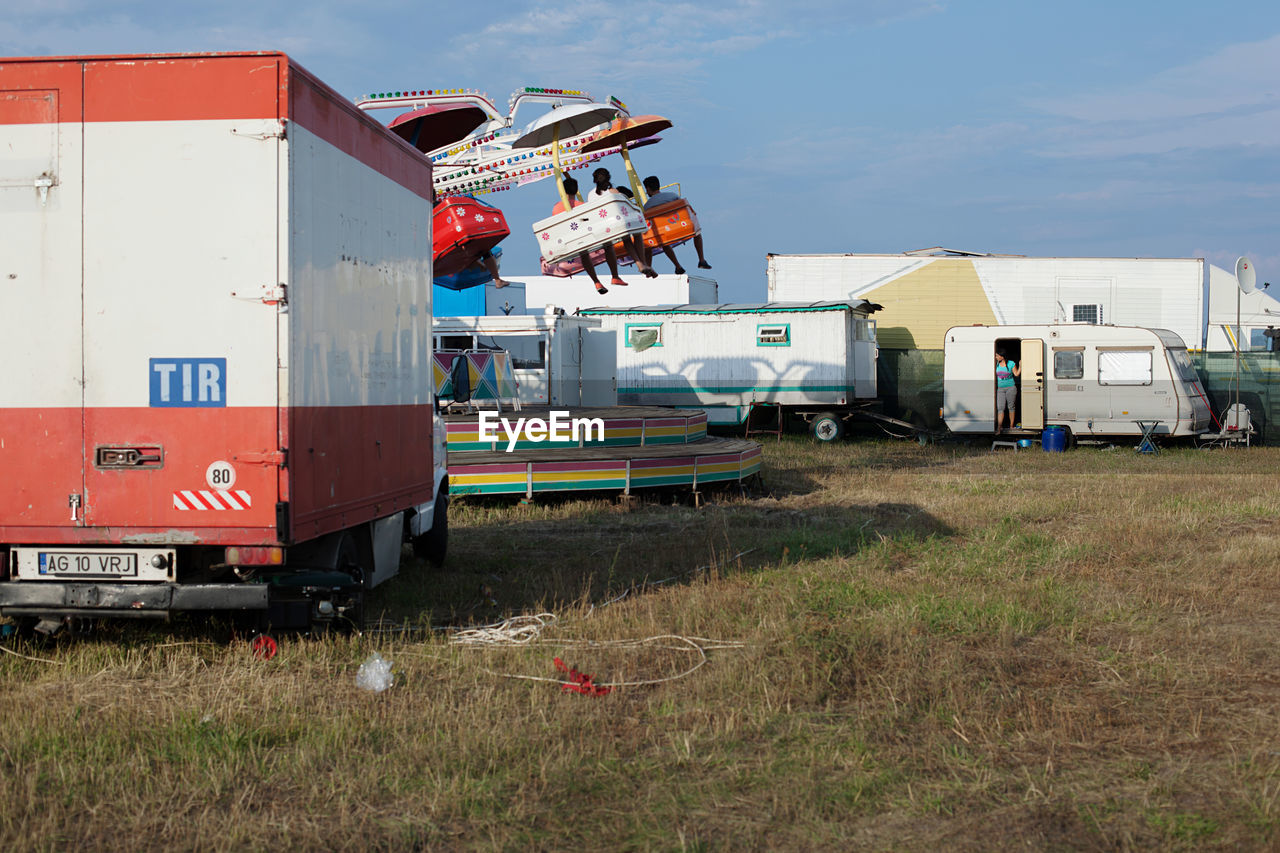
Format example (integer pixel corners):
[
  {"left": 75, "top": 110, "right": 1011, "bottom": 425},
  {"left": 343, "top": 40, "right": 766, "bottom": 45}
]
[{"left": 0, "top": 582, "right": 268, "bottom": 618}]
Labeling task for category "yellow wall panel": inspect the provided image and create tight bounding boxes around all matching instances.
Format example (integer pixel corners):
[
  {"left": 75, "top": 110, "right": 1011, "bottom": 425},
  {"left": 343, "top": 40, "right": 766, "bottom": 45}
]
[{"left": 863, "top": 260, "right": 998, "bottom": 349}]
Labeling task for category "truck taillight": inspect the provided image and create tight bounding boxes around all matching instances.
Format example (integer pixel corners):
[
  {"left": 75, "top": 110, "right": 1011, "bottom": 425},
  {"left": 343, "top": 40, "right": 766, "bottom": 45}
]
[{"left": 225, "top": 547, "right": 284, "bottom": 566}]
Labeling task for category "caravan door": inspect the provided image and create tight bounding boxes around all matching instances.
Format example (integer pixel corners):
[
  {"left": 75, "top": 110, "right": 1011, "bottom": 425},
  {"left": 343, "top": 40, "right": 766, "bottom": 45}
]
[{"left": 1021, "top": 339, "right": 1045, "bottom": 429}]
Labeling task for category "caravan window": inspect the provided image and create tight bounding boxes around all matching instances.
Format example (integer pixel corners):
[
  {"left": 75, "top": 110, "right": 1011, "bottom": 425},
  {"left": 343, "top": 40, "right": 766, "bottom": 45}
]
[
  {"left": 625, "top": 323, "right": 663, "bottom": 350},
  {"left": 756, "top": 323, "right": 791, "bottom": 346},
  {"left": 854, "top": 319, "right": 876, "bottom": 342},
  {"left": 1053, "top": 349, "right": 1084, "bottom": 379},
  {"left": 1098, "top": 349, "right": 1152, "bottom": 386},
  {"left": 1073, "top": 304, "right": 1102, "bottom": 324},
  {"left": 1167, "top": 348, "right": 1200, "bottom": 382}
]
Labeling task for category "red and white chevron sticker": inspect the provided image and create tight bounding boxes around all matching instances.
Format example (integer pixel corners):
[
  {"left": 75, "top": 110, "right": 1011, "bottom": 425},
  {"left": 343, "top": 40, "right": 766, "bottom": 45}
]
[{"left": 172, "top": 490, "right": 253, "bottom": 511}]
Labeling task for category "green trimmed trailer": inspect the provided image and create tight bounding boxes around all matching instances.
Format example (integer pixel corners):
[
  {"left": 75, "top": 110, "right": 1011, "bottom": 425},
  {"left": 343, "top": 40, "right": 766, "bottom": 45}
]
[{"left": 579, "top": 302, "right": 879, "bottom": 440}]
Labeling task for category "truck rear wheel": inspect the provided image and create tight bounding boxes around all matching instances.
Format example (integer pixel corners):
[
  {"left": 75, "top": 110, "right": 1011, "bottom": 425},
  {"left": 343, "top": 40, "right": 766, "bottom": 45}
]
[
  {"left": 811, "top": 412, "right": 844, "bottom": 442},
  {"left": 412, "top": 495, "right": 448, "bottom": 568}
]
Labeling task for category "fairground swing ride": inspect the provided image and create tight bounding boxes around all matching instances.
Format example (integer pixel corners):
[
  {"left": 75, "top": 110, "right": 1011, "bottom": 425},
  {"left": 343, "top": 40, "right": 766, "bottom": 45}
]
[
  {"left": 355, "top": 86, "right": 704, "bottom": 288},
  {"left": 574, "top": 113, "right": 703, "bottom": 277}
]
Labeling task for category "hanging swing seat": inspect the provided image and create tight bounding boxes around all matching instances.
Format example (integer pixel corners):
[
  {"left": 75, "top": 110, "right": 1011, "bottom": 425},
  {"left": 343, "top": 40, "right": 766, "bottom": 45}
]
[
  {"left": 435, "top": 247, "right": 504, "bottom": 290},
  {"left": 541, "top": 243, "right": 639, "bottom": 277},
  {"left": 530, "top": 192, "right": 647, "bottom": 266},
  {"left": 538, "top": 197, "right": 702, "bottom": 276},
  {"left": 641, "top": 198, "right": 701, "bottom": 250},
  {"left": 433, "top": 196, "right": 510, "bottom": 278}
]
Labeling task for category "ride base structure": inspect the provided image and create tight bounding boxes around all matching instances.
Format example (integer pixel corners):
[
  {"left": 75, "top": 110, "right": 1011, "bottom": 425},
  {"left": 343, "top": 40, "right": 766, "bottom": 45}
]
[{"left": 444, "top": 406, "right": 762, "bottom": 498}]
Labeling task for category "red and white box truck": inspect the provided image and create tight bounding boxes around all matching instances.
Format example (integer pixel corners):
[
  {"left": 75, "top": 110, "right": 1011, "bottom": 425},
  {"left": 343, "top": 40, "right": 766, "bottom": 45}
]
[{"left": 0, "top": 52, "right": 447, "bottom": 630}]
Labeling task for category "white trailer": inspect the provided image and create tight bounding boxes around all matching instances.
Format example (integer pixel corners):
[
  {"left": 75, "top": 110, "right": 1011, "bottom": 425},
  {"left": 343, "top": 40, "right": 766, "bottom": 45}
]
[
  {"left": 943, "top": 324, "right": 1212, "bottom": 439},
  {"left": 0, "top": 53, "right": 446, "bottom": 630},
  {"left": 767, "top": 251, "right": 1280, "bottom": 352},
  {"left": 578, "top": 301, "right": 879, "bottom": 438},
  {"left": 433, "top": 312, "right": 617, "bottom": 406}
]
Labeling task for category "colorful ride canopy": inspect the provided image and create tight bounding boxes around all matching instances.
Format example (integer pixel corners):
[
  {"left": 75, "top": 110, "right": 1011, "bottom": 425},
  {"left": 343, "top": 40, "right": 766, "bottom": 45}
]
[
  {"left": 389, "top": 103, "right": 489, "bottom": 153},
  {"left": 356, "top": 88, "right": 665, "bottom": 198},
  {"left": 357, "top": 86, "right": 689, "bottom": 282}
]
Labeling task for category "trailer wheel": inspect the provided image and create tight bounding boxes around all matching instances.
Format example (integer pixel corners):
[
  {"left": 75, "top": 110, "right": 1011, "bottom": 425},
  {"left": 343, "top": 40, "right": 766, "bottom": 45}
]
[
  {"left": 811, "top": 412, "right": 844, "bottom": 443},
  {"left": 412, "top": 494, "right": 448, "bottom": 567}
]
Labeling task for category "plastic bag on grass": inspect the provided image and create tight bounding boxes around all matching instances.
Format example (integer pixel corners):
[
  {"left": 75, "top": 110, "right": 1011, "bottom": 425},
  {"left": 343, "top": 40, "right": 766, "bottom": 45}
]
[{"left": 356, "top": 652, "right": 395, "bottom": 693}]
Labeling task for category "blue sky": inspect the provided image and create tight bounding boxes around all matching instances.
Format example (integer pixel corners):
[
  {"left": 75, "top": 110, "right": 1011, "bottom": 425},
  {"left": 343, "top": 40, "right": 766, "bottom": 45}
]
[{"left": 6, "top": 1, "right": 1279, "bottom": 301}]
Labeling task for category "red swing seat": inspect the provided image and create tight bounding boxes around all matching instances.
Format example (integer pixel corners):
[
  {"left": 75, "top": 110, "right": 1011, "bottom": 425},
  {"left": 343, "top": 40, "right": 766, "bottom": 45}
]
[{"left": 433, "top": 196, "right": 510, "bottom": 278}]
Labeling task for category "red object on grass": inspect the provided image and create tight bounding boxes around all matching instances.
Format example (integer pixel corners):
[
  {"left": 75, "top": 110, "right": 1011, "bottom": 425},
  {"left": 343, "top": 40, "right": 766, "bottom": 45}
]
[
  {"left": 553, "top": 656, "right": 612, "bottom": 696},
  {"left": 250, "top": 634, "right": 278, "bottom": 660}
]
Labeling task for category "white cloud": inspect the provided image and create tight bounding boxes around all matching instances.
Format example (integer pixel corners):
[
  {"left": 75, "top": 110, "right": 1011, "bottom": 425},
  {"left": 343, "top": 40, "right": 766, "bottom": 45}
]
[
  {"left": 1033, "top": 32, "right": 1280, "bottom": 158},
  {"left": 0, "top": 2, "right": 384, "bottom": 62},
  {"left": 1196, "top": 248, "right": 1280, "bottom": 281},
  {"left": 1044, "top": 33, "right": 1280, "bottom": 123},
  {"left": 731, "top": 120, "right": 1030, "bottom": 186},
  {"left": 437, "top": 0, "right": 944, "bottom": 103}
]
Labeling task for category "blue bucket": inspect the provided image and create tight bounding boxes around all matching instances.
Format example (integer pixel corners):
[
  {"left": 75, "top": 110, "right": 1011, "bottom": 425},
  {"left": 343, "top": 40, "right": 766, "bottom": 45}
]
[{"left": 1041, "top": 426, "right": 1067, "bottom": 452}]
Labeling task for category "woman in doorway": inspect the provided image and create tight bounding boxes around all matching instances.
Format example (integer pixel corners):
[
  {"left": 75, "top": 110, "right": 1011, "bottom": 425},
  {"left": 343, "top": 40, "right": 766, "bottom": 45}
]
[{"left": 995, "top": 349, "right": 1021, "bottom": 433}]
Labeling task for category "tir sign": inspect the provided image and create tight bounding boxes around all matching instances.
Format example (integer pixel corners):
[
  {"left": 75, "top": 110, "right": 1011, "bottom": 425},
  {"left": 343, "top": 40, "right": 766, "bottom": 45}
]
[{"left": 149, "top": 358, "right": 227, "bottom": 407}]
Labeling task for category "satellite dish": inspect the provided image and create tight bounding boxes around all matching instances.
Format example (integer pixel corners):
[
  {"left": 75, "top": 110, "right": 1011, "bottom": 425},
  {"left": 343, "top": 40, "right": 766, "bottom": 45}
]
[{"left": 1236, "top": 256, "right": 1257, "bottom": 294}]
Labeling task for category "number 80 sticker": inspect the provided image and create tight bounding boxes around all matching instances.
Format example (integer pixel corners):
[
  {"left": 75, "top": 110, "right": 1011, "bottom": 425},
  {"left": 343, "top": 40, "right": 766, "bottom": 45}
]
[{"left": 206, "top": 460, "right": 237, "bottom": 490}]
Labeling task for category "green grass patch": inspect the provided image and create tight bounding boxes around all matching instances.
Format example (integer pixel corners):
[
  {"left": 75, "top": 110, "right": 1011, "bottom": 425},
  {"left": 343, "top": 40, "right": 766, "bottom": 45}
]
[{"left": 2, "top": 440, "right": 1278, "bottom": 849}]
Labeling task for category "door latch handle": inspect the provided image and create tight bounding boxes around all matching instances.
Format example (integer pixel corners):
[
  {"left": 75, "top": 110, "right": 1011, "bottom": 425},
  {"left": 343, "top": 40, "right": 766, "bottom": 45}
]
[
  {"left": 95, "top": 446, "right": 164, "bottom": 469},
  {"left": 34, "top": 173, "right": 55, "bottom": 206}
]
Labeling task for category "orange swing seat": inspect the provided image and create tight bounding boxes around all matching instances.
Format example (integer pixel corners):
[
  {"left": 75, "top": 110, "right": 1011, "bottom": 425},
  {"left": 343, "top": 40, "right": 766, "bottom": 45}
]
[{"left": 641, "top": 198, "right": 700, "bottom": 250}]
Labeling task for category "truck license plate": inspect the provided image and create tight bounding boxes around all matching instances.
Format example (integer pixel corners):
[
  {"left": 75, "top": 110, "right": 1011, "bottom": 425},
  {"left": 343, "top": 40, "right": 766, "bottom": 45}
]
[
  {"left": 13, "top": 548, "right": 173, "bottom": 581},
  {"left": 40, "top": 551, "right": 137, "bottom": 578}
]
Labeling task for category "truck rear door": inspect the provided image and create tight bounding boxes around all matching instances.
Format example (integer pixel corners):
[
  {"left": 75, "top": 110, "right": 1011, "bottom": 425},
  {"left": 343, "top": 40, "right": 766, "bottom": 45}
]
[
  {"left": 78, "top": 57, "right": 284, "bottom": 537},
  {"left": 0, "top": 62, "right": 87, "bottom": 531}
]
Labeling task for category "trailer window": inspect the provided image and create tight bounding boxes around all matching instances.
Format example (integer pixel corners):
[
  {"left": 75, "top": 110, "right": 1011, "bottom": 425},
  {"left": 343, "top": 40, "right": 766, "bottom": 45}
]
[
  {"left": 1098, "top": 350, "right": 1151, "bottom": 385},
  {"left": 478, "top": 333, "right": 546, "bottom": 369},
  {"left": 625, "top": 323, "right": 663, "bottom": 350},
  {"left": 1073, "top": 304, "right": 1101, "bottom": 324},
  {"left": 756, "top": 324, "right": 790, "bottom": 346},
  {"left": 854, "top": 319, "right": 876, "bottom": 342},
  {"left": 439, "top": 334, "right": 474, "bottom": 350},
  {"left": 1053, "top": 350, "right": 1083, "bottom": 379}
]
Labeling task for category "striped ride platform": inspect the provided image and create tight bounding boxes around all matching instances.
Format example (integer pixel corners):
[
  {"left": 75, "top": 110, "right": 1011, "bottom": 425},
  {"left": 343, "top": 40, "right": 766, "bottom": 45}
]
[
  {"left": 444, "top": 406, "right": 761, "bottom": 497},
  {"left": 445, "top": 406, "right": 707, "bottom": 452}
]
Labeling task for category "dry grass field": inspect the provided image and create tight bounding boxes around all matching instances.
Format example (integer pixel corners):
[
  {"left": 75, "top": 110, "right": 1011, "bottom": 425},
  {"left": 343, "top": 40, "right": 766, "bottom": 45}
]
[{"left": 1, "top": 439, "right": 1278, "bottom": 850}]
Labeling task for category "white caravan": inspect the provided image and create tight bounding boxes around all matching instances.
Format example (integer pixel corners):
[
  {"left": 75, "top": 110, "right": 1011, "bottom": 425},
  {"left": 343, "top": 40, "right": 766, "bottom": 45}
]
[
  {"left": 943, "top": 324, "right": 1212, "bottom": 439},
  {"left": 767, "top": 251, "right": 1280, "bottom": 352},
  {"left": 432, "top": 312, "right": 617, "bottom": 407}
]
